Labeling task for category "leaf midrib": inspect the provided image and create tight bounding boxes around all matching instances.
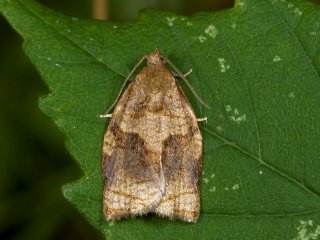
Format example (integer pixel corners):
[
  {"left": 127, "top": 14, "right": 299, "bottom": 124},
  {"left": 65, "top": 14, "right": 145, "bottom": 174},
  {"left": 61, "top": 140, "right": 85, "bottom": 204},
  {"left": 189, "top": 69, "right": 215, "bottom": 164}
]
[{"left": 202, "top": 126, "right": 320, "bottom": 201}]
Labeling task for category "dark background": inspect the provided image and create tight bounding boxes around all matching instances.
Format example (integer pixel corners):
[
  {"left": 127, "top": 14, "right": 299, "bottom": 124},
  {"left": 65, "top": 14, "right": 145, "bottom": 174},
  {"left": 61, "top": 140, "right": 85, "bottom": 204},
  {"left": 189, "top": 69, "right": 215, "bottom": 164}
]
[{"left": 0, "top": 0, "right": 318, "bottom": 239}]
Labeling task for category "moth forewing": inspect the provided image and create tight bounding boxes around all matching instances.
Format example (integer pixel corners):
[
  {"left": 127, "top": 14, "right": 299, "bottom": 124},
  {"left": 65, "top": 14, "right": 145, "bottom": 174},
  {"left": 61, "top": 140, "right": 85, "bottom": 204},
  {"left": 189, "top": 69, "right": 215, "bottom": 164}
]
[{"left": 102, "top": 50, "right": 203, "bottom": 222}]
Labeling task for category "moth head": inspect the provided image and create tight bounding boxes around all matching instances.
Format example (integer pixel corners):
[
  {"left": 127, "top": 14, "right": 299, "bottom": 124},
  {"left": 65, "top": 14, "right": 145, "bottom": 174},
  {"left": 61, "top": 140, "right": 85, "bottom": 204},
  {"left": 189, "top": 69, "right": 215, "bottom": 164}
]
[{"left": 146, "top": 49, "right": 166, "bottom": 65}]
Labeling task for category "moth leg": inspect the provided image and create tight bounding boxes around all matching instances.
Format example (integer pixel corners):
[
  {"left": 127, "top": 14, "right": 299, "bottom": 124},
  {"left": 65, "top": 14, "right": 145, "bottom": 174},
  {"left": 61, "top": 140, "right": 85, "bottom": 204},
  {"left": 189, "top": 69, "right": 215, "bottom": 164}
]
[
  {"left": 171, "top": 69, "right": 193, "bottom": 78},
  {"left": 183, "top": 69, "right": 192, "bottom": 77},
  {"left": 99, "top": 113, "right": 113, "bottom": 118},
  {"left": 196, "top": 117, "right": 207, "bottom": 123}
]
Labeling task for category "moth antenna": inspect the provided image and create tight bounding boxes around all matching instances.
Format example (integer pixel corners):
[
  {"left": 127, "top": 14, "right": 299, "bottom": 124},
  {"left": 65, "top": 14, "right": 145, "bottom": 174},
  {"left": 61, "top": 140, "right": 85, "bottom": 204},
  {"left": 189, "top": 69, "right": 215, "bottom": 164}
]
[
  {"left": 163, "top": 56, "right": 210, "bottom": 109},
  {"left": 103, "top": 55, "right": 147, "bottom": 115}
]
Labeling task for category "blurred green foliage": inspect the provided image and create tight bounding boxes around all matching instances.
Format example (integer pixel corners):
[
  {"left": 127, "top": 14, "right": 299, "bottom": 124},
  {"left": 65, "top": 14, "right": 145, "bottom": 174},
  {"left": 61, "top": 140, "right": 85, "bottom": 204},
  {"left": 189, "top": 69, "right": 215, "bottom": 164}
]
[
  {"left": 0, "top": 0, "right": 234, "bottom": 239},
  {"left": 0, "top": 2, "right": 103, "bottom": 239}
]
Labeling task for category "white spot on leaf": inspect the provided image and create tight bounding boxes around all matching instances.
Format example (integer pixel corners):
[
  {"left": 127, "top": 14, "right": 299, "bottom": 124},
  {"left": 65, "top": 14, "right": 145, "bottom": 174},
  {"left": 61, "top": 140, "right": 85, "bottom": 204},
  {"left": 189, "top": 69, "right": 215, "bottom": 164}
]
[
  {"left": 198, "top": 35, "right": 207, "bottom": 43},
  {"left": 238, "top": 1, "right": 245, "bottom": 7},
  {"left": 289, "top": 92, "right": 295, "bottom": 98},
  {"left": 294, "top": 8, "right": 302, "bottom": 16},
  {"left": 293, "top": 220, "right": 320, "bottom": 240},
  {"left": 273, "top": 55, "right": 281, "bottom": 62},
  {"left": 165, "top": 17, "right": 176, "bottom": 27},
  {"left": 205, "top": 25, "right": 218, "bottom": 39},
  {"left": 218, "top": 58, "right": 230, "bottom": 73},
  {"left": 226, "top": 106, "right": 246, "bottom": 124},
  {"left": 216, "top": 125, "right": 224, "bottom": 132},
  {"left": 209, "top": 186, "right": 216, "bottom": 192},
  {"left": 286, "top": 2, "right": 302, "bottom": 16},
  {"left": 232, "top": 184, "right": 239, "bottom": 190},
  {"left": 230, "top": 115, "right": 246, "bottom": 124},
  {"left": 225, "top": 105, "right": 232, "bottom": 112}
]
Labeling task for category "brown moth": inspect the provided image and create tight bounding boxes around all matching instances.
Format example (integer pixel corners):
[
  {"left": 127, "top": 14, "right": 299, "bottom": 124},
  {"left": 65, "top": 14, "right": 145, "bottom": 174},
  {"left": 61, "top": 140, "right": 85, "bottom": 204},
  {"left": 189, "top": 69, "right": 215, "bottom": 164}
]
[{"left": 101, "top": 50, "right": 204, "bottom": 222}]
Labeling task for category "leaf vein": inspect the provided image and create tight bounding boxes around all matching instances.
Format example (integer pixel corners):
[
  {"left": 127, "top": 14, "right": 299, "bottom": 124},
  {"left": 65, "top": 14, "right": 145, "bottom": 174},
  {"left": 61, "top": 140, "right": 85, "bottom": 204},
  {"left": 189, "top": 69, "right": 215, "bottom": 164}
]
[
  {"left": 17, "top": 0, "right": 126, "bottom": 78},
  {"left": 202, "top": 126, "right": 320, "bottom": 200}
]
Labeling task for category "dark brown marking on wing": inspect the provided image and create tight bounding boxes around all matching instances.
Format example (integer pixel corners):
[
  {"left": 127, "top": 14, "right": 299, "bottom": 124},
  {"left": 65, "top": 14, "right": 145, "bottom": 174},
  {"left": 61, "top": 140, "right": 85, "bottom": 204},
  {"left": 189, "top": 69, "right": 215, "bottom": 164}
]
[
  {"left": 161, "top": 133, "right": 201, "bottom": 185},
  {"left": 123, "top": 133, "right": 158, "bottom": 181},
  {"left": 105, "top": 124, "right": 160, "bottom": 181},
  {"left": 103, "top": 154, "right": 118, "bottom": 189},
  {"left": 161, "top": 135, "right": 183, "bottom": 181}
]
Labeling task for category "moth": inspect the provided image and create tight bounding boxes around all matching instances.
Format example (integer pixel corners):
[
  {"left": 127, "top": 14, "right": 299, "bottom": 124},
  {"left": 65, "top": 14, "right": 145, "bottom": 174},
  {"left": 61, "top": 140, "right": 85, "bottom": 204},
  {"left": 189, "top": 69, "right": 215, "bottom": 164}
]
[{"left": 101, "top": 50, "right": 206, "bottom": 222}]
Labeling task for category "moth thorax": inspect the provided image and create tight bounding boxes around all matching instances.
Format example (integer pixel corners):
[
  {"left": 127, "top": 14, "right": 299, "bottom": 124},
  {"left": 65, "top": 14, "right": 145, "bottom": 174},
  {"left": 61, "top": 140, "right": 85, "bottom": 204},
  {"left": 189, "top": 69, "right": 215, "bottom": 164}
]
[
  {"left": 148, "top": 92, "right": 164, "bottom": 111},
  {"left": 146, "top": 74, "right": 171, "bottom": 94},
  {"left": 146, "top": 50, "right": 166, "bottom": 65}
]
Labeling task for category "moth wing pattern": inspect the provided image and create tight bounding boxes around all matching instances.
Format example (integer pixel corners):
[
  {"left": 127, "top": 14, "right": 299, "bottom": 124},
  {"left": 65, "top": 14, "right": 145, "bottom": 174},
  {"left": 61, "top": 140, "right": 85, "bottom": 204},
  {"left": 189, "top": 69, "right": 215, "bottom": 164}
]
[
  {"left": 102, "top": 50, "right": 203, "bottom": 222},
  {"left": 154, "top": 83, "right": 202, "bottom": 222},
  {"left": 102, "top": 83, "right": 165, "bottom": 220}
]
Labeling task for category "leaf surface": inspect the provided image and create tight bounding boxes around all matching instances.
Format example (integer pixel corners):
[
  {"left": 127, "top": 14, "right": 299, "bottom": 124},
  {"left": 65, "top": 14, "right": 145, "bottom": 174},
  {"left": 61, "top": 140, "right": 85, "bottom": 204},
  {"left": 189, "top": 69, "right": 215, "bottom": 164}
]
[{"left": 1, "top": 0, "right": 320, "bottom": 239}]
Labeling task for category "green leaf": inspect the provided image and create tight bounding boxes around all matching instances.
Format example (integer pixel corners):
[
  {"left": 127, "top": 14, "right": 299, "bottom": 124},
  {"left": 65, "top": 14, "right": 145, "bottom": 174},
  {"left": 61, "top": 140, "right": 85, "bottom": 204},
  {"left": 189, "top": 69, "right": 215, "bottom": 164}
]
[{"left": 1, "top": 0, "right": 320, "bottom": 239}]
